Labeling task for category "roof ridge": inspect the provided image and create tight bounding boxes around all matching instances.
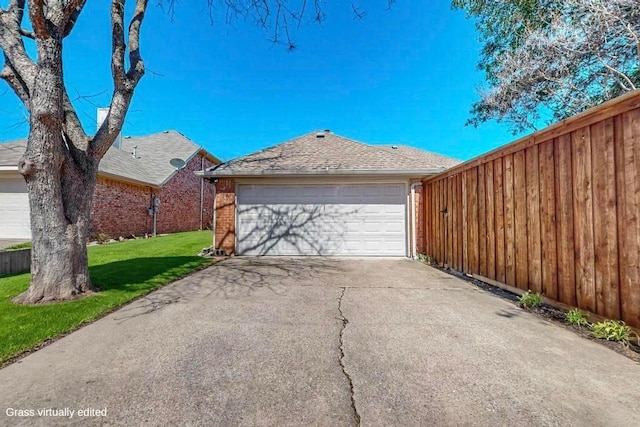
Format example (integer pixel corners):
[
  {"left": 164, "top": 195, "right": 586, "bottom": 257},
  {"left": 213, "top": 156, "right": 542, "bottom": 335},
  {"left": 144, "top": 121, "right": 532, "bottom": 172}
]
[
  {"left": 395, "top": 144, "right": 461, "bottom": 162},
  {"left": 374, "top": 143, "right": 461, "bottom": 164}
]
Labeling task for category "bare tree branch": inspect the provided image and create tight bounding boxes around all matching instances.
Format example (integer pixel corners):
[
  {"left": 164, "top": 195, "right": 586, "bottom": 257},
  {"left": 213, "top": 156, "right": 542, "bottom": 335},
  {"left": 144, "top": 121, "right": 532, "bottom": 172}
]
[
  {"left": 92, "top": 0, "right": 149, "bottom": 159},
  {"left": 126, "top": 0, "right": 147, "bottom": 84},
  {"left": 0, "top": 0, "right": 36, "bottom": 107},
  {"left": 62, "top": 0, "right": 87, "bottom": 37},
  {"left": 27, "top": 0, "right": 50, "bottom": 39}
]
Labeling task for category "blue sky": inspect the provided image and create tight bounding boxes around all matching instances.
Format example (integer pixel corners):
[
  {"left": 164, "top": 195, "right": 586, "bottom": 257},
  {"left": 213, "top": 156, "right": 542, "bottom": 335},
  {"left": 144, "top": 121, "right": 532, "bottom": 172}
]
[{"left": 0, "top": 1, "right": 526, "bottom": 162}]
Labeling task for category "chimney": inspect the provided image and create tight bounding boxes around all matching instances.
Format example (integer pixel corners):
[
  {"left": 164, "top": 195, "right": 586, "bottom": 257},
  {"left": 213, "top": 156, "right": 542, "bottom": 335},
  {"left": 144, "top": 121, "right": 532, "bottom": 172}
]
[{"left": 97, "top": 107, "right": 122, "bottom": 150}]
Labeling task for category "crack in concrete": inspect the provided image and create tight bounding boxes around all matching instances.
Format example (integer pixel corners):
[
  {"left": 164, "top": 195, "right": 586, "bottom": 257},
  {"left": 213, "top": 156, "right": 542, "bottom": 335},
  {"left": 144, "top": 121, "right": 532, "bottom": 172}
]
[{"left": 338, "top": 287, "right": 361, "bottom": 426}]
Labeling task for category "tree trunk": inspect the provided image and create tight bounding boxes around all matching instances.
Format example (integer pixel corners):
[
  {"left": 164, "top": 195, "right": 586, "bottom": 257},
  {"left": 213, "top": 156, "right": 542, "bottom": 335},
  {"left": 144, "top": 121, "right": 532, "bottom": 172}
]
[{"left": 13, "top": 37, "right": 97, "bottom": 304}]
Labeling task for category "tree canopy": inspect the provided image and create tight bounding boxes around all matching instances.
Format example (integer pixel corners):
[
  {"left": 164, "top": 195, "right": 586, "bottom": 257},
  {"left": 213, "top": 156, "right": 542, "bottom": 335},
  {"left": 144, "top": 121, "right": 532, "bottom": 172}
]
[{"left": 453, "top": 0, "right": 640, "bottom": 133}]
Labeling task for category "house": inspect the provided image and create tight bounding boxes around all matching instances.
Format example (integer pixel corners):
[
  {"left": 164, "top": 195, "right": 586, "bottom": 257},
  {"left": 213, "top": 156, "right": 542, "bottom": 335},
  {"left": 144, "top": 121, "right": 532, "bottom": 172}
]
[
  {"left": 0, "top": 131, "right": 221, "bottom": 240},
  {"left": 197, "top": 130, "right": 461, "bottom": 257}
]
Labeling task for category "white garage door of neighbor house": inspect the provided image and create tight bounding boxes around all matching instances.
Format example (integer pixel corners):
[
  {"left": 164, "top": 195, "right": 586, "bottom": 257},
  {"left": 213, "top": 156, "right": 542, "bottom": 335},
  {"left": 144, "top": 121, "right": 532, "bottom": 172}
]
[
  {"left": 236, "top": 183, "right": 407, "bottom": 256},
  {"left": 0, "top": 177, "right": 31, "bottom": 239}
]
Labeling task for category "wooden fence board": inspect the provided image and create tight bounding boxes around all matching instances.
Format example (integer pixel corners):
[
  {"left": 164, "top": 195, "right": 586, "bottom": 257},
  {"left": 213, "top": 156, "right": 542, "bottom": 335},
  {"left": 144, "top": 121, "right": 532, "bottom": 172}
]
[
  {"left": 462, "top": 172, "right": 469, "bottom": 273},
  {"left": 591, "top": 118, "right": 620, "bottom": 319},
  {"left": 494, "top": 158, "right": 506, "bottom": 283},
  {"left": 478, "top": 164, "right": 487, "bottom": 277},
  {"left": 457, "top": 175, "right": 464, "bottom": 271},
  {"left": 451, "top": 176, "right": 459, "bottom": 271},
  {"left": 555, "top": 134, "right": 577, "bottom": 306},
  {"left": 447, "top": 177, "right": 454, "bottom": 267},
  {"left": 468, "top": 168, "right": 479, "bottom": 273},
  {"left": 539, "top": 139, "right": 558, "bottom": 300},
  {"left": 437, "top": 180, "right": 443, "bottom": 264},
  {"left": 614, "top": 114, "right": 627, "bottom": 323},
  {"left": 526, "top": 146, "right": 542, "bottom": 293},
  {"left": 503, "top": 154, "right": 516, "bottom": 286},
  {"left": 485, "top": 163, "right": 496, "bottom": 280},
  {"left": 513, "top": 150, "right": 529, "bottom": 290},
  {"left": 572, "top": 127, "right": 596, "bottom": 313},
  {"left": 620, "top": 109, "right": 640, "bottom": 327}
]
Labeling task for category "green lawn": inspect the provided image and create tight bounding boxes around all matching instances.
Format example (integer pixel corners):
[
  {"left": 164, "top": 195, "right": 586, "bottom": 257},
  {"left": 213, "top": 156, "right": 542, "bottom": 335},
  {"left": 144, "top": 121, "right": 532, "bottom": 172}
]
[{"left": 0, "top": 231, "right": 214, "bottom": 365}]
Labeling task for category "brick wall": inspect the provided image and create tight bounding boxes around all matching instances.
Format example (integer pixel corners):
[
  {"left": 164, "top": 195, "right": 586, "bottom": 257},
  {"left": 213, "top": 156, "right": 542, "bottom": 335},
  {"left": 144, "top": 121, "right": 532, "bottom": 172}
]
[
  {"left": 90, "top": 153, "right": 215, "bottom": 239},
  {"left": 156, "top": 155, "right": 215, "bottom": 234},
  {"left": 214, "top": 178, "right": 236, "bottom": 254},
  {"left": 91, "top": 177, "right": 152, "bottom": 238}
]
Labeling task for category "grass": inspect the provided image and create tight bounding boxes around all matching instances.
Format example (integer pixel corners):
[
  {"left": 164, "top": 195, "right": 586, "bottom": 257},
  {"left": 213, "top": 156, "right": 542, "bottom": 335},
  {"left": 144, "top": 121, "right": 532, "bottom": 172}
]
[
  {"left": 565, "top": 308, "right": 590, "bottom": 327},
  {"left": 3, "top": 242, "right": 31, "bottom": 251},
  {"left": 518, "top": 290, "right": 543, "bottom": 309},
  {"left": 0, "top": 231, "right": 213, "bottom": 365}
]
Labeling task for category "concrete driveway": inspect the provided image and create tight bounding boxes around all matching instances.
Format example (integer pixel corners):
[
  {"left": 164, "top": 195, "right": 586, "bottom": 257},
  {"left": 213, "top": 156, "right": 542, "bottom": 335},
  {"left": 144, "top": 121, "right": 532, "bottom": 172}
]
[{"left": 1, "top": 258, "right": 639, "bottom": 426}]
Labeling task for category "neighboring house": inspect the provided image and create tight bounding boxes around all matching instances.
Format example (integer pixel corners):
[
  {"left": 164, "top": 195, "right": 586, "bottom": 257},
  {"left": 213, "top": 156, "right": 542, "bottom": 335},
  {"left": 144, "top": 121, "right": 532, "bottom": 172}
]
[
  {"left": 0, "top": 131, "right": 221, "bottom": 240},
  {"left": 197, "top": 130, "right": 461, "bottom": 257}
]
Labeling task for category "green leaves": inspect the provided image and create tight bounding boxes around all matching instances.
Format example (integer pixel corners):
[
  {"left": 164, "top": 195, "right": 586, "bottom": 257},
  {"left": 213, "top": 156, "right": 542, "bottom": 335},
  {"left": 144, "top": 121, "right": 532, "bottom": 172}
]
[
  {"left": 453, "top": 0, "right": 640, "bottom": 132},
  {"left": 565, "top": 308, "right": 589, "bottom": 327},
  {"left": 592, "top": 320, "right": 632, "bottom": 344},
  {"left": 518, "top": 290, "right": 542, "bottom": 308}
]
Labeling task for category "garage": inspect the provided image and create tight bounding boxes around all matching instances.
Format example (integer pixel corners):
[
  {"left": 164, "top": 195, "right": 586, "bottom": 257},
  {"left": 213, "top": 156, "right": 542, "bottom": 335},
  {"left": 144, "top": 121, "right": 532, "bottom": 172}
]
[
  {"left": 198, "top": 130, "right": 461, "bottom": 257},
  {"left": 0, "top": 175, "right": 31, "bottom": 239},
  {"left": 236, "top": 183, "right": 407, "bottom": 256}
]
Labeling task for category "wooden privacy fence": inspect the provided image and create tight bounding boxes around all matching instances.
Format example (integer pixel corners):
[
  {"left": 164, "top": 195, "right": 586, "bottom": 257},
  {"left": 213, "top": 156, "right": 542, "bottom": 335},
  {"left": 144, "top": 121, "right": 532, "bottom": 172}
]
[
  {"left": 0, "top": 249, "right": 31, "bottom": 276},
  {"left": 423, "top": 91, "right": 640, "bottom": 328}
]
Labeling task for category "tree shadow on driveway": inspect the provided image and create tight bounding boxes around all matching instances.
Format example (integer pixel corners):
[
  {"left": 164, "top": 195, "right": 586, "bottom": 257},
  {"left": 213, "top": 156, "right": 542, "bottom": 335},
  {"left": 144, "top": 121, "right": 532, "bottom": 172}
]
[{"left": 110, "top": 257, "right": 347, "bottom": 323}]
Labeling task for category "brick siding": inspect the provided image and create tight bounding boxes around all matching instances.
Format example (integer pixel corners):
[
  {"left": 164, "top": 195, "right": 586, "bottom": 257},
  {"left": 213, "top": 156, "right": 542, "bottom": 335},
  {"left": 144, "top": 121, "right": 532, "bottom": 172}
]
[
  {"left": 90, "top": 153, "right": 215, "bottom": 240},
  {"left": 156, "top": 155, "right": 215, "bottom": 235},
  {"left": 90, "top": 178, "right": 152, "bottom": 238},
  {"left": 213, "top": 178, "right": 236, "bottom": 254}
]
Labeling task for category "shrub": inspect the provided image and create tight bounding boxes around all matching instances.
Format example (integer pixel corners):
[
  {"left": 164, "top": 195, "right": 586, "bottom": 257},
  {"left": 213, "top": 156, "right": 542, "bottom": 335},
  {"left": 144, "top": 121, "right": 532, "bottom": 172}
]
[
  {"left": 565, "top": 308, "right": 589, "bottom": 327},
  {"left": 417, "top": 253, "right": 431, "bottom": 264},
  {"left": 518, "top": 290, "right": 542, "bottom": 308},
  {"left": 96, "top": 232, "right": 110, "bottom": 244},
  {"left": 592, "top": 320, "right": 632, "bottom": 344}
]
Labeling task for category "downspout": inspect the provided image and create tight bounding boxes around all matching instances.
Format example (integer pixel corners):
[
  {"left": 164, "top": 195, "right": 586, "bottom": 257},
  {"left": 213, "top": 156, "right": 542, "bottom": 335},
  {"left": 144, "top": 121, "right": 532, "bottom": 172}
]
[
  {"left": 410, "top": 181, "right": 421, "bottom": 259},
  {"left": 152, "top": 196, "right": 158, "bottom": 237},
  {"left": 200, "top": 157, "right": 204, "bottom": 230},
  {"left": 212, "top": 179, "right": 218, "bottom": 249}
]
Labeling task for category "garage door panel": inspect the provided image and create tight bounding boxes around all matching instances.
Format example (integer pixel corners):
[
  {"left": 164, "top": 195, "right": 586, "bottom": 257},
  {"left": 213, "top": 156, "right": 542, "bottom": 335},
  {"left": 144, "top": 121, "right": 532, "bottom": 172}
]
[
  {"left": 237, "top": 183, "right": 407, "bottom": 256},
  {"left": 0, "top": 177, "right": 31, "bottom": 239}
]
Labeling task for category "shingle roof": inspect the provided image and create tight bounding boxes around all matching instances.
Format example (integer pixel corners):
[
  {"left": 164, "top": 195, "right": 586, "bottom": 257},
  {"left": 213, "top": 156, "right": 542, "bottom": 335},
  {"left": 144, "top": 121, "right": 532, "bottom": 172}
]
[
  {"left": 0, "top": 139, "right": 27, "bottom": 167},
  {"left": 375, "top": 145, "right": 461, "bottom": 169},
  {"left": 0, "top": 131, "right": 219, "bottom": 187},
  {"left": 204, "top": 131, "right": 461, "bottom": 177}
]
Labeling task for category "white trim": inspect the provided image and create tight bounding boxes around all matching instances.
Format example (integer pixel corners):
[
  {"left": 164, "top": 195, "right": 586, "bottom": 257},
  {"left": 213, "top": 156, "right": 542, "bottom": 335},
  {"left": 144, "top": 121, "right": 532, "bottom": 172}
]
[
  {"left": 234, "top": 176, "right": 412, "bottom": 185},
  {"left": 405, "top": 182, "right": 410, "bottom": 257},
  {"left": 196, "top": 168, "right": 444, "bottom": 178}
]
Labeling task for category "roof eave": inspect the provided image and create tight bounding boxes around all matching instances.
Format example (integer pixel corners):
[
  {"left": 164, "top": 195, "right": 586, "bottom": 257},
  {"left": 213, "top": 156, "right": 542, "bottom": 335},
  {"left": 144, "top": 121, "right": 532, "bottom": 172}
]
[
  {"left": 97, "top": 171, "right": 160, "bottom": 188},
  {"left": 195, "top": 168, "right": 447, "bottom": 179}
]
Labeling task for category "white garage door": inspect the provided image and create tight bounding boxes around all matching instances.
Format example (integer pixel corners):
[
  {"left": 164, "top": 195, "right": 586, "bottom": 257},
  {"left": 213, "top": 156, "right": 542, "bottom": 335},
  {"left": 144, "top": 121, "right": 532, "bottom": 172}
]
[
  {"left": 0, "top": 176, "right": 31, "bottom": 239},
  {"left": 237, "top": 183, "right": 407, "bottom": 256}
]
